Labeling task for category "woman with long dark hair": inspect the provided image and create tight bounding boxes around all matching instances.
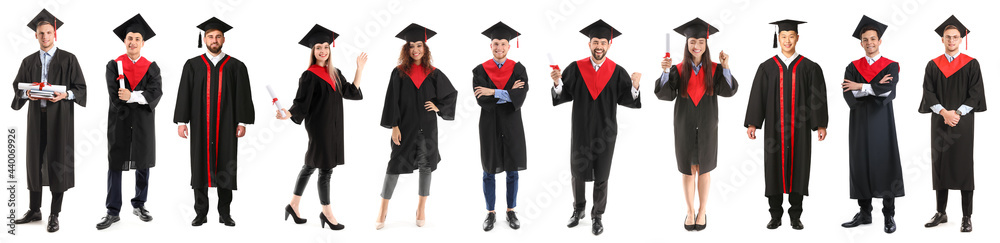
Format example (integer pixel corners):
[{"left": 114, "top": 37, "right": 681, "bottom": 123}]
[
  {"left": 277, "top": 24, "right": 367, "bottom": 231},
  {"left": 653, "top": 18, "right": 738, "bottom": 231},
  {"left": 376, "top": 23, "right": 457, "bottom": 230}
]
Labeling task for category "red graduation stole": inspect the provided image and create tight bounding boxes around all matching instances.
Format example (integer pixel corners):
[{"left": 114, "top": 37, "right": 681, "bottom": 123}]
[
  {"left": 307, "top": 65, "right": 336, "bottom": 91},
  {"left": 406, "top": 64, "right": 433, "bottom": 89},
  {"left": 482, "top": 59, "right": 515, "bottom": 89},
  {"left": 932, "top": 53, "right": 973, "bottom": 78},
  {"left": 576, "top": 58, "right": 616, "bottom": 100},
  {"left": 198, "top": 54, "right": 232, "bottom": 188},
  {"left": 772, "top": 55, "right": 803, "bottom": 194},
  {"left": 115, "top": 54, "right": 151, "bottom": 90},
  {"left": 851, "top": 57, "right": 895, "bottom": 82},
  {"left": 676, "top": 62, "right": 716, "bottom": 106}
]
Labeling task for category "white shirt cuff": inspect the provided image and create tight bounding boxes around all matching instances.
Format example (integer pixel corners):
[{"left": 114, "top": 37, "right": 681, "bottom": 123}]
[
  {"left": 631, "top": 85, "right": 640, "bottom": 99},
  {"left": 66, "top": 90, "right": 75, "bottom": 100},
  {"left": 930, "top": 104, "right": 945, "bottom": 114},
  {"left": 126, "top": 90, "right": 148, "bottom": 104},
  {"left": 958, "top": 105, "right": 973, "bottom": 116},
  {"left": 553, "top": 80, "right": 564, "bottom": 95}
]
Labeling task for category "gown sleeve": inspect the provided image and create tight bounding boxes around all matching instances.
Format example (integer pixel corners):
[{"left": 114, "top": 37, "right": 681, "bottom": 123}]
[
  {"left": 654, "top": 65, "right": 680, "bottom": 101},
  {"left": 235, "top": 61, "right": 255, "bottom": 125},
  {"left": 552, "top": 62, "right": 576, "bottom": 106},
  {"left": 173, "top": 60, "right": 194, "bottom": 123},
  {"left": 380, "top": 69, "right": 402, "bottom": 129},
  {"left": 807, "top": 63, "right": 828, "bottom": 130},
  {"left": 472, "top": 65, "right": 498, "bottom": 111},
  {"left": 338, "top": 68, "right": 363, "bottom": 100},
  {"left": 869, "top": 63, "right": 899, "bottom": 106},
  {"left": 66, "top": 53, "right": 87, "bottom": 107},
  {"left": 744, "top": 63, "right": 768, "bottom": 128},
  {"left": 289, "top": 71, "right": 318, "bottom": 125},
  {"left": 615, "top": 66, "right": 640, "bottom": 108},
  {"left": 963, "top": 60, "right": 987, "bottom": 112},
  {"left": 714, "top": 64, "right": 738, "bottom": 97},
  {"left": 106, "top": 60, "right": 126, "bottom": 110},
  {"left": 141, "top": 63, "right": 164, "bottom": 111},
  {"left": 506, "top": 63, "right": 530, "bottom": 111},
  {"left": 431, "top": 69, "right": 457, "bottom": 121}
]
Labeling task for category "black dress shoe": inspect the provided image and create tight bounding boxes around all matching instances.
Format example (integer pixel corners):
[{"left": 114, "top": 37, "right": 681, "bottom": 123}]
[
  {"left": 790, "top": 218, "right": 804, "bottom": 230},
  {"left": 46, "top": 215, "right": 59, "bottom": 233},
  {"left": 694, "top": 214, "right": 707, "bottom": 231},
  {"left": 566, "top": 210, "right": 584, "bottom": 228},
  {"left": 506, "top": 211, "right": 520, "bottom": 230},
  {"left": 591, "top": 218, "right": 604, "bottom": 235},
  {"left": 14, "top": 210, "right": 42, "bottom": 224},
  {"left": 319, "top": 212, "right": 345, "bottom": 230},
  {"left": 284, "top": 204, "right": 306, "bottom": 224},
  {"left": 960, "top": 216, "right": 972, "bottom": 232},
  {"left": 191, "top": 215, "right": 207, "bottom": 226},
  {"left": 766, "top": 218, "right": 781, "bottom": 229},
  {"left": 841, "top": 212, "right": 872, "bottom": 228},
  {"left": 96, "top": 215, "right": 120, "bottom": 230},
  {"left": 219, "top": 215, "right": 236, "bottom": 226},
  {"left": 133, "top": 206, "right": 153, "bottom": 222},
  {"left": 924, "top": 212, "right": 947, "bottom": 227},
  {"left": 884, "top": 216, "right": 896, "bottom": 234},
  {"left": 483, "top": 212, "right": 496, "bottom": 232},
  {"left": 684, "top": 215, "right": 695, "bottom": 231}
]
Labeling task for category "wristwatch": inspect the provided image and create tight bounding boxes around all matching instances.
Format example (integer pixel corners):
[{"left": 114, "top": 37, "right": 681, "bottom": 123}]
[{"left": 956, "top": 110, "right": 964, "bottom": 116}]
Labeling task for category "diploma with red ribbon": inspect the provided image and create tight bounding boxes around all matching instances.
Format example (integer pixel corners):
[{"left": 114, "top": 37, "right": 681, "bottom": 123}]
[
  {"left": 266, "top": 85, "right": 286, "bottom": 117},
  {"left": 116, "top": 60, "right": 126, "bottom": 89},
  {"left": 547, "top": 53, "right": 559, "bottom": 70},
  {"left": 664, "top": 33, "right": 671, "bottom": 58},
  {"left": 18, "top": 82, "right": 67, "bottom": 99}
]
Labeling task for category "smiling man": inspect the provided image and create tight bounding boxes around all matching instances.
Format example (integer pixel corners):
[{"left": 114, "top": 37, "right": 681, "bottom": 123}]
[
  {"left": 918, "top": 15, "right": 985, "bottom": 233},
  {"left": 11, "top": 9, "right": 87, "bottom": 233},
  {"left": 839, "top": 15, "right": 904, "bottom": 234},
  {"left": 98, "top": 13, "right": 161, "bottom": 230},
  {"left": 551, "top": 19, "right": 641, "bottom": 236},
  {"left": 472, "top": 21, "right": 528, "bottom": 232},
  {"left": 173, "top": 17, "right": 254, "bottom": 227},
  {"left": 744, "top": 19, "right": 828, "bottom": 230}
]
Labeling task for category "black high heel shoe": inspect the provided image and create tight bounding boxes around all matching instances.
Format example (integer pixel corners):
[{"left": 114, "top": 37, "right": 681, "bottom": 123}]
[
  {"left": 285, "top": 204, "right": 307, "bottom": 224},
  {"left": 320, "top": 212, "right": 345, "bottom": 230}
]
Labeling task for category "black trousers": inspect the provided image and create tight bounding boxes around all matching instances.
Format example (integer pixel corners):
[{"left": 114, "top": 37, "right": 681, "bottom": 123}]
[
  {"left": 28, "top": 110, "right": 64, "bottom": 216},
  {"left": 572, "top": 176, "right": 608, "bottom": 219},
  {"left": 292, "top": 165, "right": 332, "bottom": 205},
  {"left": 858, "top": 197, "right": 895, "bottom": 217},
  {"left": 767, "top": 193, "right": 804, "bottom": 220},
  {"left": 194, "top": 187, "right": 233, "bottom": 216},
  {"left": 936, "top": 189, "right": 973, "bottom": 217},
  {"left": 106, "top": 168, "right": 150, "bottom": 216}
]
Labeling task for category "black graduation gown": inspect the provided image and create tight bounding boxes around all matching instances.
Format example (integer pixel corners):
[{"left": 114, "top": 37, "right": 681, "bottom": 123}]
[
  {"left": 380, "top": 67, "right": 457, "bottom": 175},
  {"left": 843, "top": 58, "right": 904, "bottom": 199},
  {"left": 744, "top": 55, "right": 828, "bottom": 196},
  {"left": 552, "top": 58, "right": 641, "bottom": 182},
  {"left": 655, "top": 62, "right": 738, "bottom": 175},
  {"left": 106, "top": 59, "right": 162, "bottom": 171},
  {"left": 10, "top": 48, "right": 87, "bottom": 193},
  {"left": 288, "top": 68, "right": 362, "bottom": 169},
  {"left": 173, "top": 54, "right": 255, "bottom": 190},
  {"left": 917, "top": 54, "right": 986, "bottom": 191},
  {"left": 473, "top": 60, "right": 528, "bottom": 174}
]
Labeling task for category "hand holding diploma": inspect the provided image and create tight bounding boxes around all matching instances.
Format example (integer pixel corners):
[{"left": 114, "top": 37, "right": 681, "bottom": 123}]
[{"left": 266, "top": 85, "right": 286, "bottom": 118}]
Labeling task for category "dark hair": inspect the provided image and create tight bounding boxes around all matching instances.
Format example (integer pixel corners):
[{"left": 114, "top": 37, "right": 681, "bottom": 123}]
[
  {"left": 859, "top": 25, "right": 880, "bottom": 39},
  {"left": 397, "top": 42, "right": 433, "bottom": 77},
  {"left": 679, "top": 40, "right": 713, "bottom": 98}
]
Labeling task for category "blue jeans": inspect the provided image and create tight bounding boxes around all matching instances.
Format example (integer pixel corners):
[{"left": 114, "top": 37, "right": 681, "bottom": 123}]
[{"left": 483, "top": 171, "right": 518, "bottom": 211}]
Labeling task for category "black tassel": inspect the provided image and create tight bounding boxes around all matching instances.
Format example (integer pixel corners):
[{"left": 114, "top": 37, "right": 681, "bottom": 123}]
[
  {"left": 198, "top": 32, "right": 203, "bottom": 48},
  {"left": 772, "top": 31, "right": 778, "bottom": 49}
]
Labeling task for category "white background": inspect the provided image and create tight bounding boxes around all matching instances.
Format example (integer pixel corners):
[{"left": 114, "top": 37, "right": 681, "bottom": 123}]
[{"left": 1, "top": 0, "right": 997, "bottom": 242}]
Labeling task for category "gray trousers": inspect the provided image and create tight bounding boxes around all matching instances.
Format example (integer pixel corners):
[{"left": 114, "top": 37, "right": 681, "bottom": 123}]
[{"left": 380, "top": 133, "right": 433, "bottom": 199}]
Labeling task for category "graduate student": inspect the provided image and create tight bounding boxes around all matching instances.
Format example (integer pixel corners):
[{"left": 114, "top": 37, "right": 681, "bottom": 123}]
[
  {"left": 550, "top": 19, "right": 642, "bottom": 236},
  {"left": 376, "top": 23, "right": 457, "bottom": 230},
  {"left": 11, "top": 9, "right": 88, "bottom": 233},
  {"left": 744, "top": 19, "right": 828, "bottom": 230},
  {"left": 98, "top": 13, "right": 161, "bottom": 230},
  {"left": 472, "top": 21, "right": 528, "bottom": 232},
  {"left": 918, "top": 15, "right": 985, "bottom": 233},
  {"left": 173, "top": 17, "right": 255, "bottom": 227},
  {"left": 838, "top": 15, "right": 904, "bottom": 234},
  {"left": 653, "top": 17, "right": 738, "bottom": 232},
  {"left": 277, "top": 24, "right": 368, "bottom": 231}
]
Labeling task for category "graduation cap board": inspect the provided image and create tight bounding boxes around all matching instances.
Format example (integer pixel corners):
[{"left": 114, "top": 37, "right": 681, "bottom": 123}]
[
  {"left": 396, "top": 23, "right": 436, "bottom": 43},
  {"left": 580, "top": 19, "right": 621, "bottom": 43},
  {"left": 769, "top": 19, "right": 807, "bottom": 48},
  {"left": 671, "top": 18, "right": 720, "bottom": 58},
  {"left": 482, "top": 21, "right": 520, "bottom": 48},
  {"left": 196, "top": 17, "right": 233, "bottom": 48},
  {"left": 28, "top": 9, "right": 63, "bottom": 41},
  {"left": 114, "top": 13, "right": 156, "bottom": 42},
  {"left": 298, "top": 24, "right": 339, "bottom": 48},
  {"left": 935, "top": 15, "right": 971, "bottom": 50},
  {"left": 852, "top": 15, "right": 888, "bottom": 40}
]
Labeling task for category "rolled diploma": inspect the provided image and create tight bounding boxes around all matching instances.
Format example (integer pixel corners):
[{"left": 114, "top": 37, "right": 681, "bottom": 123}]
[
  {"left": 117, "top": 60, "right": 125, "bottom": 89},
  {"left": 266, "top": 85, "right": 286, "bottom": 117}
]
